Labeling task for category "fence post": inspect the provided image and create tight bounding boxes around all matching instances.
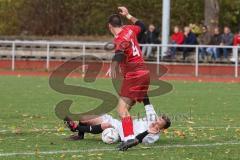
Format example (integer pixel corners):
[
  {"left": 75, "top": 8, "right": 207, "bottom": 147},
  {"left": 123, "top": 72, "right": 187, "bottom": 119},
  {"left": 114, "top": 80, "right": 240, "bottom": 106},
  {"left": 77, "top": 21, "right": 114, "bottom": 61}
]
[
  {"left": 82, "top": 44, "right": 86, "bottom": 76},
  {"left": 195, "top": 46, "right": 199, "bottom": 77},
  {"left": 234, "top": 46, "right": 238, "bottom": 78},
  {"left": 157, "top": 45, "right": 160, "bottom": 75},
  {"left": 11, "top": 42, "right": 16, "bottom": 71},
  {"left": 46, "top": 43, "right": 50, "bottom": 71}
]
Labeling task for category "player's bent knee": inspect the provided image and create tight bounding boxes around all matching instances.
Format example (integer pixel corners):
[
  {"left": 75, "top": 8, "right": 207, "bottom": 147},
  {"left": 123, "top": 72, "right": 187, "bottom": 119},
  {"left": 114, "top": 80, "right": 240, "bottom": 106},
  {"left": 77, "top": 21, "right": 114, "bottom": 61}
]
[
  {"left": 101, "top": 123, "right": 112, "bottom": 130},
  {"left": 120, "top": 96, "right": 135, "bottom": 107},
  {"left": 117, "top": 106, "right": 130, "bottom": 118}
]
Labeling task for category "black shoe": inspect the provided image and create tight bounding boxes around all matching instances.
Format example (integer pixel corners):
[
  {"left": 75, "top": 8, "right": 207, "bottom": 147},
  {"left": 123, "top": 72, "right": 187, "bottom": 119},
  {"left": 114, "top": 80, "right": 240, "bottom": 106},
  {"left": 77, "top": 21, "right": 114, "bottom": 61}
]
[
  {"left": 77, "top": 122, "right": 85, "bottom": 140},
  {"left": 64, "top": 117, "right": 78, "bottom": 132},
  {"left": 117, "top": 139, "right": 139, "bottom": 151},
  {"left": 77, "top": 131, "right": 85, "bottom": 140},
  {"left": 66, "top": 134, "right": 83, "bottom": 141}
]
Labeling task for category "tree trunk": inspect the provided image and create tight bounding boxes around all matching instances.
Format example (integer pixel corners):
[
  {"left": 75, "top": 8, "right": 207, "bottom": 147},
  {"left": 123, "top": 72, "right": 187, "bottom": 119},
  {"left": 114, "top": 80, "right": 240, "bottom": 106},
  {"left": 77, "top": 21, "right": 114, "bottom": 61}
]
[{"left": 204, "top": 0, "right": 220, "bottom": 32}]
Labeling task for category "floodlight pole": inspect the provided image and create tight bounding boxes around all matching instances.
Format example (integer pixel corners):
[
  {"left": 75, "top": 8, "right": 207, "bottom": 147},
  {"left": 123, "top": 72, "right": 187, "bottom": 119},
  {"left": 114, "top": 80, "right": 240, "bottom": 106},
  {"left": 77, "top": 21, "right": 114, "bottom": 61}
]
[{"left": 161, "top": 0, "right": 171, "bottom": 58}]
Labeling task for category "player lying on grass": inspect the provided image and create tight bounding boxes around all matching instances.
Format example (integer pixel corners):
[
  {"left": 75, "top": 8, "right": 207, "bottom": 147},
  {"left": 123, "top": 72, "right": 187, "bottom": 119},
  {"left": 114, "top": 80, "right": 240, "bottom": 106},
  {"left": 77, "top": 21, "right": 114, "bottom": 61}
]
[{"left": 64, "top": 102, "right": 171, "bottom": 145}]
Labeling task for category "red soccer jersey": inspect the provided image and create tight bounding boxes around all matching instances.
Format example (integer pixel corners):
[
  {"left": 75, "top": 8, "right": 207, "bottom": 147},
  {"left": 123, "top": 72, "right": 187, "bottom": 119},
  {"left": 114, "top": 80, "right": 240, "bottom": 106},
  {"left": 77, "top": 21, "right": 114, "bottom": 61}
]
[{"left": 114, "top": 25, "right": 146, "bottom": 76}]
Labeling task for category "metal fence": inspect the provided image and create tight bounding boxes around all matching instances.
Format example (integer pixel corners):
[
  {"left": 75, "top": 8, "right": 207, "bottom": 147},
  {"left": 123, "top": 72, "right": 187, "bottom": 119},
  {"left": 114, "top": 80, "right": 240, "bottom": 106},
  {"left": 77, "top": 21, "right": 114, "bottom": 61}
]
[{"left": 0, "top": 40, "right": 239, "bottom": 77}]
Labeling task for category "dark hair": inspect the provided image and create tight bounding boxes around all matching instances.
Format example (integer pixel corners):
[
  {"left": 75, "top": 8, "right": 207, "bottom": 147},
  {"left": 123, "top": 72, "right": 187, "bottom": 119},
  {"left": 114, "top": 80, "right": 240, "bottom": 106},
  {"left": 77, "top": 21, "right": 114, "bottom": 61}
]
[
  {"left": 162, "top": 115, "right": 171, "bottom": 129},
  {"left": 107, "top": 14, "right": 122, "bottom": 27}
]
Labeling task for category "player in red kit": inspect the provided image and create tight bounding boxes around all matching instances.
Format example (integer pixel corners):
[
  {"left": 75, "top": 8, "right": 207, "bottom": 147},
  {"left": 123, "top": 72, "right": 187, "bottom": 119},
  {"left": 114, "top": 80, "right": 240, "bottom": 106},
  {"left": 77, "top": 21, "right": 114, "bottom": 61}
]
[
  {"left": 107, "top": 6, "right": 152, "bottom": 151},
  {"left": 63, "top": 6, "right": 161, "bottom": 151}
]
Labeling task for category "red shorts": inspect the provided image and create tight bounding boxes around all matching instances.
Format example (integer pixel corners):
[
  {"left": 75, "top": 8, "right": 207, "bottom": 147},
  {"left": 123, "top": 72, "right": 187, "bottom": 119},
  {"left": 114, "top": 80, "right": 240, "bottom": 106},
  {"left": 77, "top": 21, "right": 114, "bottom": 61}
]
[{"left": 120, "top": 70, "right": 150, "bottom": 102}]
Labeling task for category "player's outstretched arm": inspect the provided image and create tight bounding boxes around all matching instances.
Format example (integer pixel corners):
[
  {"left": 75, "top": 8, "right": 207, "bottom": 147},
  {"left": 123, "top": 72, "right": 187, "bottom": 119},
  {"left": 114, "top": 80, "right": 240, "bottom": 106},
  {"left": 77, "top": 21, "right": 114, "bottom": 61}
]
[
  {"left": 118, "top": 6, "right": 138, "bottom": 24},
  {"left": 118, "top": 6, "right": 146, "bottom": 33}
]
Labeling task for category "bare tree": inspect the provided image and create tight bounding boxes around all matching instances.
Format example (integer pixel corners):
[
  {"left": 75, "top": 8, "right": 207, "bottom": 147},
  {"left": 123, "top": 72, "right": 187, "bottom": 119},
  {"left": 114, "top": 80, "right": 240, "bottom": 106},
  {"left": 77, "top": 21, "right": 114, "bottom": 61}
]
[{"left": 204, "top": 0, "right": 220, "bottom": 32}]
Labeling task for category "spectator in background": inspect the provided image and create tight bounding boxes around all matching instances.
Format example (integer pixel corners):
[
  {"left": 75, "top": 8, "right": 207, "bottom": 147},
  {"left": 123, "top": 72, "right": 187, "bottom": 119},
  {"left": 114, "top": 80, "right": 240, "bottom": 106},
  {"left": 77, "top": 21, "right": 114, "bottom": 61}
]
[
  {"left": 142, "top": 24, "right": 160, "bottom": 58},
  {"left": 165, "top": 26, "right": 184, "bottom": 58},
  {"left": 206, "top": 27, "right": 222, "bottom": 61},
  {"left": 198, "top": 25, "right": 211, "bottom": 61},
  {"left": 182, "top": 26, "right": 198, "bottom": 60},
  {"left": 220, "top": 26, "right": 234, "bottom": 60}
]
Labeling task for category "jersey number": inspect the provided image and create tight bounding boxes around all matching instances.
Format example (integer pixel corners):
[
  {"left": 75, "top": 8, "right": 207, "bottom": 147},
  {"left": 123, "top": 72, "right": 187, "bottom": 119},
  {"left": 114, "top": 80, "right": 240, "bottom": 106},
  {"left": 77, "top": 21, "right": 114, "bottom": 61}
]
[{"left": 131, "top": 39, "right": 140, "bottom": 57}]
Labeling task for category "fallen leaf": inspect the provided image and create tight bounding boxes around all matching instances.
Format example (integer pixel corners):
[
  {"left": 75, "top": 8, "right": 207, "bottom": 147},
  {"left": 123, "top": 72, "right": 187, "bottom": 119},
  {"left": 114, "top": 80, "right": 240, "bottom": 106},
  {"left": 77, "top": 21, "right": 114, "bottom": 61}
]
[
  {"left": 35, "top": 144, "right": 40, "bottom": 157},
  {"left": 140, "top": 146, "right": 151, "bottom": 149},
  {"left": 186, "top": 121, "right": 195, "bottom": 124},
  {"left": 225, "top": 149, "right": 230, "bottom": 154},
  {"left": 226, "top": 125, "right": 231, "bottom": 131},
  {"left": 188, "top": 127, "right": 194, "bottom": 131},
  {"left": 18, "top": 139, "right": 26, "bottom": 141},
  {"left": 163, "top": 129, "right": 169, "bottom": 134},
  {"left": 174, "top": 130, "right": 185, "bottom": 138},
  {"left": 22, "top": 114, "right": 29, "bottom": 118},
  {"left": 57, "top": 127, "right": 65, "bottom": 132},
  {"left": 12, "top": 128, "right": 22, "bottom": 134}
]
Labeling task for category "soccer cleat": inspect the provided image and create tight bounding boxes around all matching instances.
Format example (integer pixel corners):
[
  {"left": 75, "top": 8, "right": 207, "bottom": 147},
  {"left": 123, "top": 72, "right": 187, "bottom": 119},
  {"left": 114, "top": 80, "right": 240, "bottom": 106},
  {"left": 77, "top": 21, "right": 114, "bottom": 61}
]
[
  {"left": 77, "top": 122, "right": 86, "bottom": 140},
  {"left": 67, "top": 134, "right": 83, "bottom": 141},
  {"left": 117, "top": 138, "right": 139, "bottom": 151},
  {"left": 77, "top": 131, "right": 85, "bottom": 140},
  {"left": 64, "top": 117, "right": 78, "bottom": 132}
]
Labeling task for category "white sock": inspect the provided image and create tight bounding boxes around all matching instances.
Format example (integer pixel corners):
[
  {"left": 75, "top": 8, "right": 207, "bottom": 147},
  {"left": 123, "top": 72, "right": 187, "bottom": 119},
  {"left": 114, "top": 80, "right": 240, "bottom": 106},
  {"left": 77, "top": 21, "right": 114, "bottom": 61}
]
[{"left": 124, "top": 135, "right": 135, "bottom": 142}]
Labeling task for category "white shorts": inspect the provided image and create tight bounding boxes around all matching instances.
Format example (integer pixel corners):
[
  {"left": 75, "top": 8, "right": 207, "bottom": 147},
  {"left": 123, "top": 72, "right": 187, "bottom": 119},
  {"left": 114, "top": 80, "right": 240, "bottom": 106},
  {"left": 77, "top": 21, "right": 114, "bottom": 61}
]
[
  {"left": 101, "top": 114, "right": 124, "bottom": 140},
  {"left": 101, "top": 114, "right": 121, "bottom": 129}
]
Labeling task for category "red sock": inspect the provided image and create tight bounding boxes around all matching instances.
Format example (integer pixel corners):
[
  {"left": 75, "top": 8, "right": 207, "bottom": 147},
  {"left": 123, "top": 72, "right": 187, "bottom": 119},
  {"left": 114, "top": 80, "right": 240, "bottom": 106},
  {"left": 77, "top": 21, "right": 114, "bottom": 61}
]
[{"left": 121, "top": 116, "right": 134, "bottom": 138}]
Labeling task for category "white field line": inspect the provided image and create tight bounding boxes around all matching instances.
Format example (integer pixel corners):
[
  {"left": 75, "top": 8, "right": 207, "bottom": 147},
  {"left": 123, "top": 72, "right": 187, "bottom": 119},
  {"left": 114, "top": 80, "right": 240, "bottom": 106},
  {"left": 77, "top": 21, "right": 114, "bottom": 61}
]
[
  {"left": 175, "top": 126, "right": 240, "bottom": 129},
  {"left": 0, "top": 128, "right": 58, "bottom": 133},
  {"left": 0, "top": 141, "right": 240, "bottom": 157},
  {"left": 0, "top": 126, "right": 240, "bottom": 134}
]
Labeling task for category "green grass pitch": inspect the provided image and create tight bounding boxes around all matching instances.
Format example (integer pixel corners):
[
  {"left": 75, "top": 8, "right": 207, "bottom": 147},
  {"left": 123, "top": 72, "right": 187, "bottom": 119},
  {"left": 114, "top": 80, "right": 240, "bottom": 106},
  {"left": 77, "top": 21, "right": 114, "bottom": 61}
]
[{"left": 0, "top": 75, "right": 240, "bottom": 160}]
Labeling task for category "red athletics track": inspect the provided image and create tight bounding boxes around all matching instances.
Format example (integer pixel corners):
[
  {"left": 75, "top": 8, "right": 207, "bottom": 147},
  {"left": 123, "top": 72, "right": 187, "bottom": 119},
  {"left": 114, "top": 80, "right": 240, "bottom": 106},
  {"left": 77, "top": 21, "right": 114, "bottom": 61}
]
[{"left": 0, "top": 60, "right": 240, "bottom": 83}]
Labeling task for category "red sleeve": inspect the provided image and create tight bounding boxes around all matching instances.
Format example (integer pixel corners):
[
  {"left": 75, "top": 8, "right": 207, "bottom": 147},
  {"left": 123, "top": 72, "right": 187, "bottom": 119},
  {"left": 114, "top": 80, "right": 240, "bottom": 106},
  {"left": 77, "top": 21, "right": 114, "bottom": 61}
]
[
  {"left": 114, "top": 37, "right": 131, "bottom": 52},
  {"left": 114, "top": 38, "right": 123, "bottom": 52},
  {"left": 128, "top": 25, "right": 141, "bottom": 35}
]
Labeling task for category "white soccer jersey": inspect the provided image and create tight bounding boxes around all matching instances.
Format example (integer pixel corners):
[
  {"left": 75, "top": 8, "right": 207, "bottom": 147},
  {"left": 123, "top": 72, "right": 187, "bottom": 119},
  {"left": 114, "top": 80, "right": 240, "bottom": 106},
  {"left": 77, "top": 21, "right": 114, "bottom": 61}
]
[{"left": 102, "top": 105, "right": 160, "bottom": 144}]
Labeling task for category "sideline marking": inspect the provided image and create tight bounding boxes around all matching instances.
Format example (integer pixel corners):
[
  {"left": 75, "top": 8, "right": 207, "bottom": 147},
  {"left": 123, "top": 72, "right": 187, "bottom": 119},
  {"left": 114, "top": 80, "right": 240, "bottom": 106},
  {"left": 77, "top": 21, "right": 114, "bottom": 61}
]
[
  {"left": 0, "top": 141, "right": 240, "bottom": 157},
  {"left": 1, "top": 126, "right": 240, "bottom": 134}
]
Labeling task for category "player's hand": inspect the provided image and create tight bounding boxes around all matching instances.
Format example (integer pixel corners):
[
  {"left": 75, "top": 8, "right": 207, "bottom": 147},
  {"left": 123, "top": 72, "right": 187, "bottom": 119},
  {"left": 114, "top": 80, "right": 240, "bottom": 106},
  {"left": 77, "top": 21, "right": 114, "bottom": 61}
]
[
  {"left": 118, "top": 6, "right": 129, "bottom": 17},
  {"left": 105, "top": 67, "right": 117, "bottom": 78},
  {"left": 111, "top": 67, "right": 117, "bottom": 78},
  {"left": 106, "top": 67, "right": 111, "bottom": 77}
]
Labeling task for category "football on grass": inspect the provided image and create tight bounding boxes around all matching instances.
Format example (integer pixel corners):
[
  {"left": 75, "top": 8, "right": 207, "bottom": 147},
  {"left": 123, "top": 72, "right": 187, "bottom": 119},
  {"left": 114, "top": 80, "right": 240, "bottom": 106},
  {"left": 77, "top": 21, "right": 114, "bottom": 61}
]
[{"left": 101, "top": 128, "right": 120, "bottom": 144}]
